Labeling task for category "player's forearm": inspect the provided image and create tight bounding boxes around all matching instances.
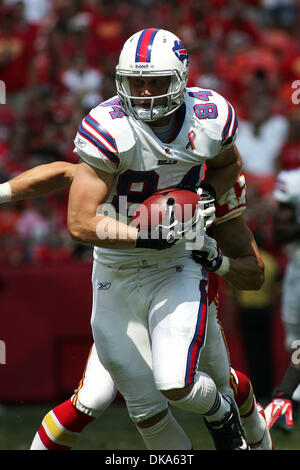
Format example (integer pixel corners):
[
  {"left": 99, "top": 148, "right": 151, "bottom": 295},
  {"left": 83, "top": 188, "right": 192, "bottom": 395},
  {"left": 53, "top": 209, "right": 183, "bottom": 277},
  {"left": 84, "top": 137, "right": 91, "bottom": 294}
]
[
  {"left": 67, "top": 162, "right": 138, "bottom": 248},
  {"left": 223, "top": 255, "right": 264, "bottom": 290},
  {"left": 68, "top": 214, "right": 138, "bottom": 249},
  {"left": 0, "top": 162, "right": 75, "bottom": 202},
  {"left": 210, "top": 216, "right": 264, "bottom": 289}
]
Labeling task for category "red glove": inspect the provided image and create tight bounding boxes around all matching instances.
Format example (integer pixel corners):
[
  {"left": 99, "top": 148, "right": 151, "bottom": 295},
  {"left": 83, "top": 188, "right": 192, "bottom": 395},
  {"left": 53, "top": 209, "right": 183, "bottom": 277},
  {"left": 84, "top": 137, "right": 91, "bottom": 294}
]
[{"left": 264, "top": 398, "right": 294, "bottom": 429}]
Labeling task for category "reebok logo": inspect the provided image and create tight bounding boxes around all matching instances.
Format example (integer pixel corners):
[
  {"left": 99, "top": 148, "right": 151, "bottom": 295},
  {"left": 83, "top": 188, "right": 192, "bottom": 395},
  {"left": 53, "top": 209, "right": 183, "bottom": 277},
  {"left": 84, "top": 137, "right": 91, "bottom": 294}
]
[
  {"left": 75, "top": 137, "right": 87, "bottom": 148},
  {"left": 96, "top": 282, "right": 111, "bottom": 290}
]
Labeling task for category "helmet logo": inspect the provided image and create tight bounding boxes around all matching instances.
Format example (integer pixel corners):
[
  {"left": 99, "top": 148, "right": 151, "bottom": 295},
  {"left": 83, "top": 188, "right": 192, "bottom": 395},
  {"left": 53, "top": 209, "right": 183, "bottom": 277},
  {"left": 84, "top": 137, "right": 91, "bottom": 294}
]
[{"left": 172, "top": 40, "right": 188, "bottom": 64}]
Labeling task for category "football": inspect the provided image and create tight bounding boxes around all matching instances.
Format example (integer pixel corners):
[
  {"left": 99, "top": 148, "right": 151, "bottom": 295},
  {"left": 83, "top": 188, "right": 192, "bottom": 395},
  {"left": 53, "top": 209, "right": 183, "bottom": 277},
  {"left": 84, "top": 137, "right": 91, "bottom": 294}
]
[{"left": 130, "top": 187, "right": 201, "bottom": 230}]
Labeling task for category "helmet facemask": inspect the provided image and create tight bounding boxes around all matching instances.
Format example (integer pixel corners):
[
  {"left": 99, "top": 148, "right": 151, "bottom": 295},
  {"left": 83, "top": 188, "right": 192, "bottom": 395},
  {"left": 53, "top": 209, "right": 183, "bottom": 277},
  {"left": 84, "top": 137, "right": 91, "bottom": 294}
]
[
  {"left": 115, "top": 29, "right": 189, "bottom": 122},
  {"left": 115, "top": 69, "right": 187, "bottom": 122}
]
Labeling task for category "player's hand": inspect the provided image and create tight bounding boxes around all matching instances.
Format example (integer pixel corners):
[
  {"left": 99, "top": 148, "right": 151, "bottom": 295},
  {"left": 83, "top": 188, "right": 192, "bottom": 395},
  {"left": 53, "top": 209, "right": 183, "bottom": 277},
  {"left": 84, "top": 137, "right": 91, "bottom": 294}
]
[
  {"left": 264, "top": 398, "right": 294, "bottom": 429},
  {"left": 192, "top": 234, "right": 223, "bottom": 271},
  {"left": 196, "top": 185, "right": 216, "bottom": 230},
  {"left": 136, "top": 197, "right": 181, "bottom": 250},
  {"left": 192, "top": 234, "right": 230, "bottom": 276},
  {"left": 136, "top": 226, "right": 176, "bottom": 250}
]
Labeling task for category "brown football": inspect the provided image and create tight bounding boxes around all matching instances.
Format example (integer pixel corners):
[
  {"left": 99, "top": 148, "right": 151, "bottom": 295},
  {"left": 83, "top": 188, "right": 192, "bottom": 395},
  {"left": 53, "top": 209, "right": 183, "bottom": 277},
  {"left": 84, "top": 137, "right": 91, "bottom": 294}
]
[{"left": 130, "top": 187, "right": 200, "bottom": 230}]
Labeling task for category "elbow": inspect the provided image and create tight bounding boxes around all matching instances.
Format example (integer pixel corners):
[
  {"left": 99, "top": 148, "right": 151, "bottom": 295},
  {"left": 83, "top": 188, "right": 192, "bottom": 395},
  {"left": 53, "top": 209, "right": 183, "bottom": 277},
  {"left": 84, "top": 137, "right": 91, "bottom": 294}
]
[
  {"left": 232, "top": 144, "right": 243, "bottom": 174},
  {"left": 69, "top": 227, "right": 82, "bottom": 243},
  {"left": 68, "top": 218, "right": 84, "bottom": 243},
  {"left": 233, "top": 258, "right": 265, "bottom": 291},
  {"left": 236, "top": 154, "right": 243, "bottom": 174}
]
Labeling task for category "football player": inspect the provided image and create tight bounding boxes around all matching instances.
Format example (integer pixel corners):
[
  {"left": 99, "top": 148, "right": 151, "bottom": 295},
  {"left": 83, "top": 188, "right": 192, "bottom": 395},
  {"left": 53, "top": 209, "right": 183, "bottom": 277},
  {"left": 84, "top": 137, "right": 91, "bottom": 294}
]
[
  {"left": 0, "top": 165, "right": 271, "bottom": 449},
  {"left": 264, "top": 168, "right": 300, "bottom": 430},
  {"left": 67, "top": 28, "right": 250, "bottom": 450}
]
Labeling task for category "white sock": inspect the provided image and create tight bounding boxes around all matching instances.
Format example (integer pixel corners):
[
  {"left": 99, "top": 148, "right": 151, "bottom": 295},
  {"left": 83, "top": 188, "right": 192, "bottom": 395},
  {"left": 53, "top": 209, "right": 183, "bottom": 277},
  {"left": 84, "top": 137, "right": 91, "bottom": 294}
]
[
  {"left": 136, "top": 410, "right": 192, "bottom": 450},
  {"left": 242, "top": 407, "right": 265, "bottom": 444},
  {"left": 30, "top": 433, "right": 48, "bottom": 450},
  {"left": 168, "top": 372, "right": 230, "bottom": 422}
]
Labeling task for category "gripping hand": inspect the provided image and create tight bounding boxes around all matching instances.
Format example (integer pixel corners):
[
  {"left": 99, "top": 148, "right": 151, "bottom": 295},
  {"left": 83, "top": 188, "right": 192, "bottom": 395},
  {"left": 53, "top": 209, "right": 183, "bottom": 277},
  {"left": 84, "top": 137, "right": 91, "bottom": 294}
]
[
  {"left": 192, "top": 234, "right": 230, "bottom": 276},
  {"left": 196, "top": 184, "right": 216, "bottom": 230},
  {"left": 136, "top": 197, "right": 179, "bottom": 250}
]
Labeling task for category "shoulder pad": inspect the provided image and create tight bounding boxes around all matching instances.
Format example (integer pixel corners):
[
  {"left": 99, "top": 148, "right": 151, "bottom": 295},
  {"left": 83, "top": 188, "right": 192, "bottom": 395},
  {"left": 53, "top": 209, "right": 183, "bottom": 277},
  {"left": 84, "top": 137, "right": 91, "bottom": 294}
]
[
  {"left": 90, "top": 98, "right": 136, "bottom": 153},
  {"left": 73, "top": 97, "right": 135, "bottom": 171},
  {"left": 187, "top": 87, "right": 238, "bottom": 154}
]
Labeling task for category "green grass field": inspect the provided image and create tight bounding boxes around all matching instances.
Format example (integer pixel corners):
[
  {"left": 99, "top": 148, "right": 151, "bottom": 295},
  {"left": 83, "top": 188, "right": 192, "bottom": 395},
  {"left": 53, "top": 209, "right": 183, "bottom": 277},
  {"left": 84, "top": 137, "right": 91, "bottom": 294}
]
[{"left": 0, "top": 401, "right": 299, "bottom": 451}]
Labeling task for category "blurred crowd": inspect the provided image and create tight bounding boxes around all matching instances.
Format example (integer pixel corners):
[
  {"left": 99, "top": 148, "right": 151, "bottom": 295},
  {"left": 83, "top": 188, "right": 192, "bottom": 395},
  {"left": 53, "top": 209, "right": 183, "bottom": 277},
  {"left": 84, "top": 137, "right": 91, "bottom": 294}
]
[{"left": 0, "top": 0, "right": 300, "bottom": 265}]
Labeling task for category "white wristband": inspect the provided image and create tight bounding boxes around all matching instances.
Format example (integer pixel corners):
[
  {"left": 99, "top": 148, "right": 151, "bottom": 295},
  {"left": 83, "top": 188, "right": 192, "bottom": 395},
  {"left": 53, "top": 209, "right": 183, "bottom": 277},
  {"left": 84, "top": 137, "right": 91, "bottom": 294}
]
[
  {"left": 215, "top": 255, "right": 230, "bottom": 277},
  {"left": 0, "top": 182, "right": 12, "bottom": 203}
]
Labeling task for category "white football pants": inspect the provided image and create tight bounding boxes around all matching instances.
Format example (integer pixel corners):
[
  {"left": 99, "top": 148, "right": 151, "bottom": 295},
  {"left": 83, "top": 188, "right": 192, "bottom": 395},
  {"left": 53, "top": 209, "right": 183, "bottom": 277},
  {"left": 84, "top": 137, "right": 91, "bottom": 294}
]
[{"left": 73, "top": 257, "right": 233, "bottom": 423}]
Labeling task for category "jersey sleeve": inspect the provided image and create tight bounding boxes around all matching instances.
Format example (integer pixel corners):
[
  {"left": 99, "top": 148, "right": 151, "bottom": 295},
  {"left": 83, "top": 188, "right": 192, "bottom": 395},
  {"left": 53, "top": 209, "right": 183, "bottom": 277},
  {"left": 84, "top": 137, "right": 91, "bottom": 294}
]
[
  {"left": 73, "top": 108, "right": 120, "bottom": 174},
  {"left": 218, "top": 97, "right": 239, "bottom": 152},
  {"left": 188, "top": 88, "right": 239, "bottom": 158},
  {"left": 214, "top": 173, "right": 247, "bottom": 225},
  {"left": 208, "top": 91, "right": 238, "bottom": 155}
]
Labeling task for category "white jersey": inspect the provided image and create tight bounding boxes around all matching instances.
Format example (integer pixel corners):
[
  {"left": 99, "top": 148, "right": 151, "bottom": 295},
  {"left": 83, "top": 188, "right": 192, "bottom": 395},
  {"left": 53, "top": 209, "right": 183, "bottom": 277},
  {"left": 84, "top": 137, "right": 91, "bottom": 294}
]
[
  {"left": 273, "top": 168, "right": 300, "bottom": 265},
  {"left": 73, "top": 87, "right": 238, "bottom": 266}
]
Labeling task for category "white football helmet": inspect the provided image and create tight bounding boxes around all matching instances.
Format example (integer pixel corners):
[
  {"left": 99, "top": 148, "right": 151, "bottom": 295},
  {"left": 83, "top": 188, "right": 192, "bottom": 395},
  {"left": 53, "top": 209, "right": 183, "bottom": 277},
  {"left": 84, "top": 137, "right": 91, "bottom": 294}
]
[
  {"left": 273, "top": 169, "right": 300, "bottom": 206},
  {"left": 115, "top": 28, "right": 189, "bottom": 122}
]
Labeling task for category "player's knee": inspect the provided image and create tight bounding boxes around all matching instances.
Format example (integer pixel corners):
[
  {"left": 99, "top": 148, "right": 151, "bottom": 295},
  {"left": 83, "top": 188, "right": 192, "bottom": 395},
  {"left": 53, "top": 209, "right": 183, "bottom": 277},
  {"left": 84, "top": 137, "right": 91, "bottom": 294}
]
[
  {"left": 136, "top": 408, "right": 169, "bottom": 429},
  {"left": 126, "top": 392, "right": 168, "bottom": 425},
  {"left": 160, "top": 384, "right": 193, "bottom": 401},
  {"left": 74, "top": 384, "right": 117, "bottom": 417}
]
